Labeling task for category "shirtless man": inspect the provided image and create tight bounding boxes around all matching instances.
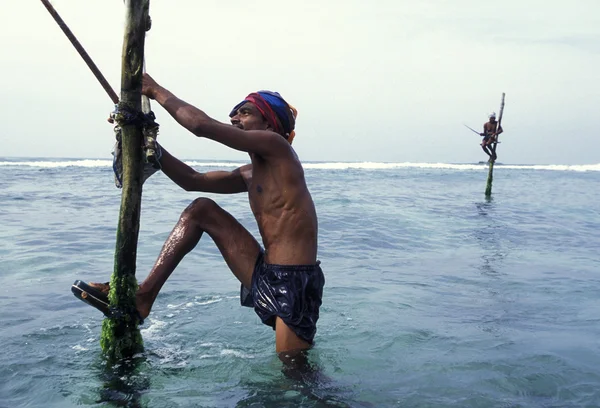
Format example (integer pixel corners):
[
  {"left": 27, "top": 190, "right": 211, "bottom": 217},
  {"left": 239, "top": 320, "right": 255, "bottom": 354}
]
[
  {"left": 73, "top": 73, "right": 324, "bottom": 354},
  {"left": 480, "top": 112, "right": 503, "bottom": 162}
]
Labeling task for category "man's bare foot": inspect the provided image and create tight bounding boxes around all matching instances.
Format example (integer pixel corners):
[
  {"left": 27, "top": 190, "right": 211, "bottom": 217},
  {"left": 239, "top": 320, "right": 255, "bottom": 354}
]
[
  {"left": 88, "top": 281, "right": 110, "bottom": 295},
  {"left": 88, "top": 282, "right": 152, "bottom": 320}
]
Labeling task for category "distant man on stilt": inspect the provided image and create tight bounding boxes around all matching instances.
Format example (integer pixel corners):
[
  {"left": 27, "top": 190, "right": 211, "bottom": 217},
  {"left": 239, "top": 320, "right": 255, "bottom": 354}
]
[{"left": 480, "top": 112, "right": 503, "bottom": 162}]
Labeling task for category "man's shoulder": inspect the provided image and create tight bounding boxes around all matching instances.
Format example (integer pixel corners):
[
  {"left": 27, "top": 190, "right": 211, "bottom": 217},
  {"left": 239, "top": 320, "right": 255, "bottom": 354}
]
[
  {"left": 256, "top": 141, "right": 297, "bottom": 161},
  {"left": 253, "top": 147, "right": 304, "bottom": 174}
]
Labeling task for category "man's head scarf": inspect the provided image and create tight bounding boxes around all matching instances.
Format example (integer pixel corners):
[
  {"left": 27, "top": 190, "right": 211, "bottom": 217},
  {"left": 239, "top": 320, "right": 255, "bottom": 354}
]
[{"left": 229, "top": 91, "right": 298, "bottom": 144}]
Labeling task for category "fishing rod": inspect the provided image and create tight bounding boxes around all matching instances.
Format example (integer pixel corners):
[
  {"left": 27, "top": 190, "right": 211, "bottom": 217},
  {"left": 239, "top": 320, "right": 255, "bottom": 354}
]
[
  {"left": 40, "top": 0, "right": 119, "bottom": 104},
  {"left": 41, "top": 0, "right": 158, "bottom": 165},
  {"left": 463, "top": 124, "right": 482, "bottom": 136}
]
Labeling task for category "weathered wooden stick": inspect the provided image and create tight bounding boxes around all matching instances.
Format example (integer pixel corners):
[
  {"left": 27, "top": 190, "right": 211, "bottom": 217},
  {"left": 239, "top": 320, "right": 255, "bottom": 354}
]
[
  {"left": 100, "top": 0, "right": 150, "bottom": 362},
  {"left": 484, "top": 161, "right": 495, "bottom": 198},
  {"left": 485, "top": 93, "right": 505, "bottom": 197},
  {"left": 40, "top": 0, "right": 119, "bottom": 104},
  {"left": 495, "top": 93, "right": 506, "bottom": 144}
]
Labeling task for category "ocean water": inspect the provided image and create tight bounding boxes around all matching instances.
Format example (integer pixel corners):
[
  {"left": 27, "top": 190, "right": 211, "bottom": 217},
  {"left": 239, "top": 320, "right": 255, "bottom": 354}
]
[{"left": 1, "top": 158, "right": 599, "bottom": 408}]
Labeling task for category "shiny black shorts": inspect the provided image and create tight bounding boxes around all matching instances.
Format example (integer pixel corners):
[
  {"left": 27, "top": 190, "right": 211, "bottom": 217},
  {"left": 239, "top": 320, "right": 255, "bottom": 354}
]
[{"left": 241, "top": 251, "right": 325, "bottom": 344}]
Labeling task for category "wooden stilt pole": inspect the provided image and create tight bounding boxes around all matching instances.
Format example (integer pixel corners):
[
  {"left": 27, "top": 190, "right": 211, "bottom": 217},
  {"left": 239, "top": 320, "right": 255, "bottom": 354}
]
[
  {"left": 485, "top": 93, "right": 505, "bottom": 197},
  {"left": 41, "top": 0, "right": 152, "bottom": 362},
  {"left": 100, "top": 0, "right": 150, "bottom": 362}
]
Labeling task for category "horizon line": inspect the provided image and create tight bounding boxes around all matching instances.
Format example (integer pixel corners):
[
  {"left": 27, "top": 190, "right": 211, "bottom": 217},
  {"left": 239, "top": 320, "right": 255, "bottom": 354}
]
[{"left": 1, "top": 156, "right": 599, "bottom": 168}]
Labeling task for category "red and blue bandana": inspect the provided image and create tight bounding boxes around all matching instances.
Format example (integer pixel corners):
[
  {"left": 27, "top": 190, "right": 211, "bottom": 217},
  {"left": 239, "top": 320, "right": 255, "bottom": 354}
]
[{"left": 229, "top": 91, "right": 298, "bottom": 143}]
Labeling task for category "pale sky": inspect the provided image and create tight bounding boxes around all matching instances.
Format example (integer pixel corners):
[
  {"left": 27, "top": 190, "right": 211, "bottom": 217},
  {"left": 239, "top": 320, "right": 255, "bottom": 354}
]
[{"left": 1, "top": 0, "right": 598, "bottom": 164}]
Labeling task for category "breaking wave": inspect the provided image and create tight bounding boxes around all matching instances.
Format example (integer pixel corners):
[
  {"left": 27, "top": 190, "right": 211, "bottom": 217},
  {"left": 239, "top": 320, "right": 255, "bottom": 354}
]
[{"left": 1, "top": 159, "right": 598, "bottom": 172}]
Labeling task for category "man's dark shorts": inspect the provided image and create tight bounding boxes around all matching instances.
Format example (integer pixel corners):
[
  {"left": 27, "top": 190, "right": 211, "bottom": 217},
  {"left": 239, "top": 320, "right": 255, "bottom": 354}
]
[{"left": 240, "top": 251, "right": 325, "bottom": 345}]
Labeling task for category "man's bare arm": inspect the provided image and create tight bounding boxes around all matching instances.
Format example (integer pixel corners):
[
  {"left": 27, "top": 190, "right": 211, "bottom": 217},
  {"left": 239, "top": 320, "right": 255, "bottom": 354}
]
[
  {"left": 143, "top": 75, "right": 289, "bottom": 158},
  {"left": 160, "top": 147, "right": 249, "bottom": 193}
]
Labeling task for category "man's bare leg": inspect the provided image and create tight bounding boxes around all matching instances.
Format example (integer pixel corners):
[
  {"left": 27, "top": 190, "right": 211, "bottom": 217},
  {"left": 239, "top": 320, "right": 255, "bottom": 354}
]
[
  {"left": 92, "top": 197, "right": 261, "bottom": 319},
  {"left": 276, "top": 319, "right": 321, "bottom": 384},
  {"left": 489, "top": 143, "right": 498, "bottom": 161},
  {"left": 275, "top": 317, "right": 310, "bottom": 353},
  {"left": 481, "top": 145, "right": 492, "bottom": 160}
]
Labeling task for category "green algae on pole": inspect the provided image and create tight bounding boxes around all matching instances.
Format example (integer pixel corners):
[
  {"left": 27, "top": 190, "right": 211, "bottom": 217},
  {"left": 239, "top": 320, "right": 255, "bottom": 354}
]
[
  {"left": 100, "top": 0, "right": 151, "bottom": 362},
  {"left": 485, "top": 93, "right": 505, "bottom": 197}
]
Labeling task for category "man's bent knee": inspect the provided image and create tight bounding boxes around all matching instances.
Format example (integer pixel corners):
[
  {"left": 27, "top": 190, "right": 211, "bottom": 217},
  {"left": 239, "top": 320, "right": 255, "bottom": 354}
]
[{"left": 182, "top": 197, "right": 220, "bottom": 221}]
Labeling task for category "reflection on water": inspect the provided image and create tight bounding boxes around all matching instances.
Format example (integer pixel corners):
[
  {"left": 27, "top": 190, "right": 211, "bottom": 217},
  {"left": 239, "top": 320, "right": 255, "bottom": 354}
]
[
  {"left": 90, "top": 349, "right": 370, "bottom": 408},
  {"left": 474, "top": 199, "right": 506, "bottom": 277},
  {"left": 96, "top": 356, "right": 150, "bottom": 408},
  {"left": 475, "top": 197, "right": 493, "bottom": 217},
  {"left": 235, "top": 351, "right": 370, "bottom": 408}
]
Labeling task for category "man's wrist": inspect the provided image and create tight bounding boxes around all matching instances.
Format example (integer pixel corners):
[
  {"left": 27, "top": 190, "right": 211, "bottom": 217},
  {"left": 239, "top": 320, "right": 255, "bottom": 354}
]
[{"left": 153, "top": 87, "right": 170, "bottom": 104}]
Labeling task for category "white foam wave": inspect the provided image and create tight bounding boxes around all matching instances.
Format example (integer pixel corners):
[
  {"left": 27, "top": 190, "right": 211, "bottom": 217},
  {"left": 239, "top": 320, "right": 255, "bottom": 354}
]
[
  {"left": 0, "top": 159, "right": 241, "bottom": 168},
  {"left": 302, "top": 162, "right": 600, "bottom": 172},
  {"left": 166, "top": 302, "right": 185, "bottom": 309},
  {"left": 220, "top": 349, "right": 255, "bottom": 359},
  {"left": 0, "top": 159, "right": 113, "bottom": 168},
  {"left": 153, "top": 345, "right": 189, "bottom": 365},
  {"left": 502, "top": 164, "right": 600, "bottom": 172},
  {"left": 1, "top": 159, "right": 598, "bottom": 172},
  {"left": 140, "top": 318, "right": 167, "bottom": 339},
  {"left": 195, "top": 298, "right": 223, "bottom": 306},
  {"left": 167, "top": 297, "right": 222, "bottom": 310}
]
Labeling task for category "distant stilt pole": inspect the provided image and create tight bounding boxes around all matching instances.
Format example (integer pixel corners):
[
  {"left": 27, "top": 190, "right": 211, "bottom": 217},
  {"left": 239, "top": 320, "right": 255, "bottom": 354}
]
[
  {"left": 100, "top": 0, "right": 151, "bottom": 363},
  {"left": 485, "top": 162, "right": 494, "bottom": 197},
  {"left": 485, "top": 93, "right": 505, "bottom": 197}
]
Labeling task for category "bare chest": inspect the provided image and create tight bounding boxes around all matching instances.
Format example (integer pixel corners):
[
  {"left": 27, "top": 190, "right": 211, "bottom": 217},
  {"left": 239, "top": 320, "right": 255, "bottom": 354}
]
[
  {"left": 248, "top": 174, "right": 275, "bottom": 219},
  {"left": 246, "top": 163, "right": 281, "bottom": 220},
  {"left": 484, "top": 122, "right": 497, "bottom": 134}
]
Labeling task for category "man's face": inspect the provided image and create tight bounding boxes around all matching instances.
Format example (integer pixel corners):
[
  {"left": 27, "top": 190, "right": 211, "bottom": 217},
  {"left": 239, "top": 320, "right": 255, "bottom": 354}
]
[
  {"left": 489, "top": 116, "right": 496, "bottom": 123},
  {"left": 230, "top": 102, "right": 269, "bottom": 131}
]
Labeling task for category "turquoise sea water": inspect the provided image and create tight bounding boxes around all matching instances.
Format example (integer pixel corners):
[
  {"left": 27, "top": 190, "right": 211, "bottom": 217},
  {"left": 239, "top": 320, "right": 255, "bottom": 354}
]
[{"left": 1, "top": 158, "right": 599, "bottom": 407}]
